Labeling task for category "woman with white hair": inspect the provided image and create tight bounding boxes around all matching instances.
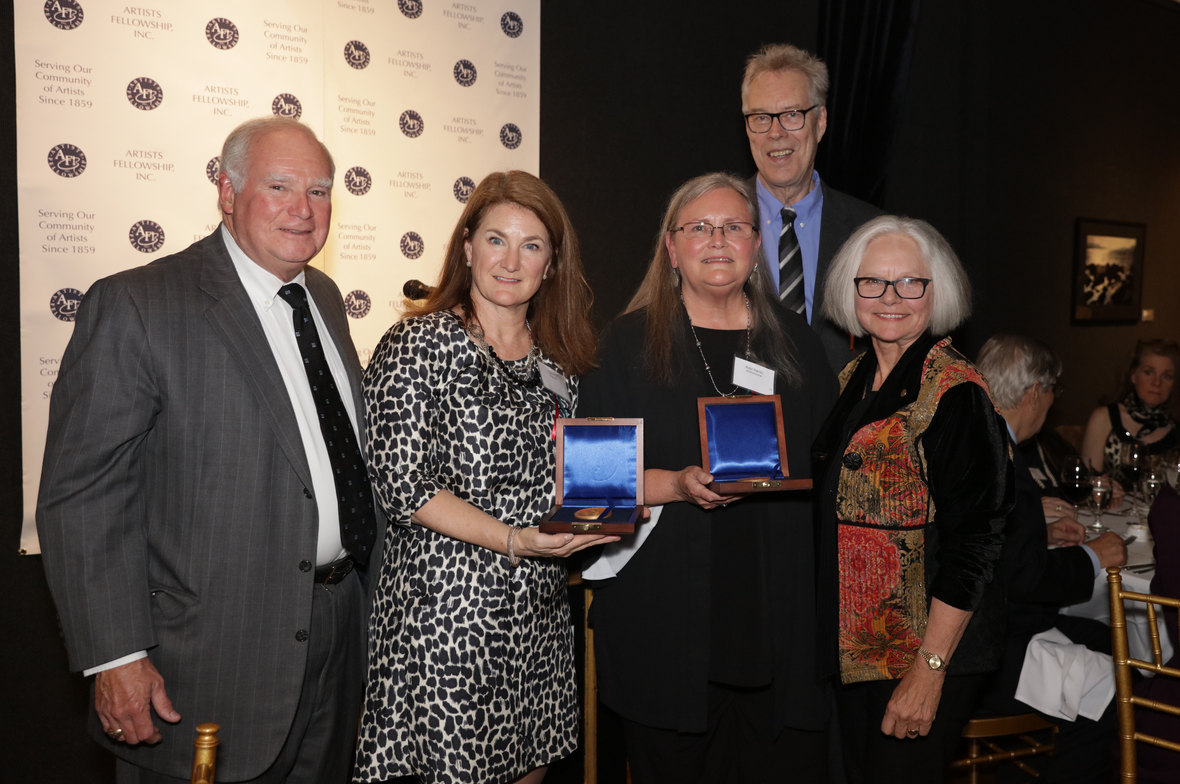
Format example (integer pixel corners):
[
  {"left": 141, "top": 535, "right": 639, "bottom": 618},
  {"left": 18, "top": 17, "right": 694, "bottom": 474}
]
[{"left": 811, "top": 216, "right": 1013, "bottom": 783}]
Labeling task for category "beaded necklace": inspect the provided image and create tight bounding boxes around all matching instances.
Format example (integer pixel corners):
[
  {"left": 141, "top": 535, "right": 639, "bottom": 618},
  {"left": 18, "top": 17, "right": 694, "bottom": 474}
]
[
  {"left": 467, "top": 320, "right": 540, "bottom": 386},
  {"left": 681, "top": 293, "right": 751, "bottom": 398}
]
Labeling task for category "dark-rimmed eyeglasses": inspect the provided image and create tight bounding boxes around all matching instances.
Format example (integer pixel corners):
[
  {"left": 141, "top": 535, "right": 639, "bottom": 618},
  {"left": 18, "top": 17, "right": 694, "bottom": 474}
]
[
  {"left": 743, "top": 106, "right": 820, "bottom": 134},
  {"left": 671, "top": 221, "right": 758, "bottom": 241},
  {"left": 853, "top": 277, "right": 931, "bottom": 299},
  {"left": 1043, "top": 381, "right": 1066, "bottom": 397}
]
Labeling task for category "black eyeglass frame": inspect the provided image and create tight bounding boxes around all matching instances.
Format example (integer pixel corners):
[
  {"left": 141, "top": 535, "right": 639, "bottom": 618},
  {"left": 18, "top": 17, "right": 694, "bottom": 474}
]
[
  {"left": 743, "top": 106, "right": 821, "bottom": 134},
  {"left": 669, "top": 221, "right": 760, "bottom": 240},
  {"left": 853, "top": 277, "right": 932, "bottom": 299}
]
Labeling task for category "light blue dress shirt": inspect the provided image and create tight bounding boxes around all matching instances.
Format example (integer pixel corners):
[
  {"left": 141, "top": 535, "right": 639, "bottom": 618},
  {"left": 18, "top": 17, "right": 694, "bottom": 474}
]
[{"left": 756, "top": 170, "right": 825, "bottom": 324}]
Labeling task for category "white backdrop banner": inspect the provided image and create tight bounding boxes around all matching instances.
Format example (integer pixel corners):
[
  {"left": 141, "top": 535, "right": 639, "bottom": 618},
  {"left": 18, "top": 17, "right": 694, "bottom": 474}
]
[{"left": 16, "top": 0, "right": 541, "bottom": 553}]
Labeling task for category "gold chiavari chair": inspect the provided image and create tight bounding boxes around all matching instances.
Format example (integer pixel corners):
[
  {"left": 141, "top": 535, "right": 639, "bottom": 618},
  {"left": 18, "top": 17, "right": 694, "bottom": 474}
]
[
  {"left": 190, "top": 723, "right": 220, "bottom": 784},
  {"left": 949, "top": 713, "right": 1057, "bottom": 783},
  {"left": 1107, "top": 566, "right": 1180, "bottom": 781}
]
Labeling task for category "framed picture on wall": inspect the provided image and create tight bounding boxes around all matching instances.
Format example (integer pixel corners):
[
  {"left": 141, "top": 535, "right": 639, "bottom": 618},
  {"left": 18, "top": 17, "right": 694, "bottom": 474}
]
[{"left": 1071, "top": 219, "right": 1146, "bottom": 324}]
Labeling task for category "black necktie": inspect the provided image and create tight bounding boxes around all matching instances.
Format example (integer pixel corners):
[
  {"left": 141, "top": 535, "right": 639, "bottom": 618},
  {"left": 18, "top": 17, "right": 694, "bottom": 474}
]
[
  {"left": 778, "top": 207, "right": 805, "bottom": 315},
  {"left": 277, "top": 283, "right": 376, "bottom": 566}
]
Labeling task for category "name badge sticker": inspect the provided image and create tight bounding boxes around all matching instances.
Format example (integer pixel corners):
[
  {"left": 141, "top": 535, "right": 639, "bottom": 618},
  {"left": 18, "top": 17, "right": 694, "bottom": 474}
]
[
  {"left": 732, "top": 356, "right": 775, "bottom": 396},
  {"left": 539, "top": 362, "right": 572, "bottom": 403}
]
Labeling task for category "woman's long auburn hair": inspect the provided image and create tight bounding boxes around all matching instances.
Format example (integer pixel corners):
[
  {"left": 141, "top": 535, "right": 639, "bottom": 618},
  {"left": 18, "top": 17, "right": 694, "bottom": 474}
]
[{"left": 404, "top": 170, "right": 596, "bottom": 376}]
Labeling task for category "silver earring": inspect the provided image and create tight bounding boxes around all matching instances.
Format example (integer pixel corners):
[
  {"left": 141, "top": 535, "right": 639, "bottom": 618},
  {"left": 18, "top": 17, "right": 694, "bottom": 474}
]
[
  {"left": 542, "top": 271, "right": 548, "bottom": 280},
  {"left": 466, "top": 260, "right": 471, "bottom": 267},
  {"left": 671, "top": 267, "right": 680, "bottom": 285}
]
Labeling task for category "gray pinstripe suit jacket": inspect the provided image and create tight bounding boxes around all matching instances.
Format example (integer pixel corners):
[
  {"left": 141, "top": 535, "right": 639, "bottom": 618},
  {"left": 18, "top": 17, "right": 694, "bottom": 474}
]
[{"left": 36, "top": 229, "right": 384, "bottom": 780}]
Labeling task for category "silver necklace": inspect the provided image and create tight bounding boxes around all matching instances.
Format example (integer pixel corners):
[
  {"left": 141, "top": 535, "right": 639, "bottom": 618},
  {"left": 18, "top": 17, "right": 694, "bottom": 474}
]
[
  {"left": 682, "top": 293, "right": 752, "bottom": 398},
  {"left": 467, "top": 320, "right": 539, "bottom": 386}
]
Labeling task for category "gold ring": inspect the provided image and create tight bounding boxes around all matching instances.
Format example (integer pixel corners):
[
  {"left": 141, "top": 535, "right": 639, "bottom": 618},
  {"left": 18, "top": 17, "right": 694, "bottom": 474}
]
[
  {"left": 107, "top": 728, "right": 124, "bottom": 740},
  {"left": 907, "top": 728, "right": 918, "bottom": 737},
  {"left": 1056, "top": 505, "right": 1062, "bottom": 512}
]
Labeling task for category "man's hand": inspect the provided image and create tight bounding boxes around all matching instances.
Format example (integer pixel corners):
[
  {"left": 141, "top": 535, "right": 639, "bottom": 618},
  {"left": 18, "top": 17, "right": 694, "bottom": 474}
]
[
  {"left": 95, "top": 658, "right": 181, "bottom": 745},
  {"left": 1086, "top": 531, "right": 1128, "bottom": 569},
  {"left": 1047, "top": 518, "right": 1086, "bottom": 546}
]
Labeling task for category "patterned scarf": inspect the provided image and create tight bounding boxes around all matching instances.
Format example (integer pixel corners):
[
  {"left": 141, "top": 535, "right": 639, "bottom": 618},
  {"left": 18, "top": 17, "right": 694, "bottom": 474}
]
[{"left": 1123, "top": 389, "right": 1172, "bottom": 438}]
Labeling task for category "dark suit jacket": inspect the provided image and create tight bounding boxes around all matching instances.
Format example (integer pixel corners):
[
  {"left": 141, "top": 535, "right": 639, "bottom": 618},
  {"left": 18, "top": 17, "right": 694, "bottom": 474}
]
[
  {"left": 36, "top": 230, "right": 384, "bottom": 780},
  {"left": 979, "top": 440, "right": 1098, "bottom": 712},
  {"left": 1002, "top": 443, "right": 1095, "bottom": 640},
  {"left": 751, "top": 176, "right": 882, "bottom": 373}
]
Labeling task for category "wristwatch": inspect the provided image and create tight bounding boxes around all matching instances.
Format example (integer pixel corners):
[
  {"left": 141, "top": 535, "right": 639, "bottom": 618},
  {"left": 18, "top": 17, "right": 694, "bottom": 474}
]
[{"left": 918, "top": 647, "right": 947, "bottom": 672}]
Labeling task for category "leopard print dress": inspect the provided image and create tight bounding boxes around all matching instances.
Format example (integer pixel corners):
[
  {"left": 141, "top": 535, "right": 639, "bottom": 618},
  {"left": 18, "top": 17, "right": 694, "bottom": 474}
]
[{"left": 354, "top": 310, "right": 579, "bottom": 784}]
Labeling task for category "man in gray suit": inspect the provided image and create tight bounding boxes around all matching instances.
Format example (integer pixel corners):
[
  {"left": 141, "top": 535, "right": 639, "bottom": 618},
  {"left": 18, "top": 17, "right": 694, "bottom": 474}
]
[
  {"left": 742, "top": 44, "right": 883, "bottom": 373},
  {"left": 37, "top": 116, "right": 383, "bottom": 783}
]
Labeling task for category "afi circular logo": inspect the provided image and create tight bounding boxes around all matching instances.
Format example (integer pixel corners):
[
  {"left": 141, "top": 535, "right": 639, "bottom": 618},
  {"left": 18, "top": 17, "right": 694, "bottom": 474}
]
[
  {"left": 453, "top": 177, "right": 475, "bottom": 204},
  {"left": 399, "top": 110, "right": 424, "bottom": 138},
  {"left": 501, "top": 12, "right": 523, "bottom": 38},
  {"left": 129, "top": 220, "right": 166, "bottom": 253},
  {"left": 206, "top": 156, "right": 220, "bottom": 185},
  {"left": 126, "top": 77, "right": 164, "bottom": 111},
  {"left": 344, "top": 40, "right": 370, "bottom": 70},
  {"left": 50, "top": 288, "right": 84, "bottom": 322},
  {"left": 344, "top": 167, "right": 372, "bottom": 196},
  {"left": 398, "top": 0, "right": 423, "bottom": 19},
  {"left": 272, "top": 93, "right": 302, "bottom": 120},
  {"left": 205, "top": 18, "right": 238, "bottom": 49},
  {"left": 47, "top": 143, "right": 87, "bottom": 178},
  {"left": 400, "top": 231, "right": 424, "bottom": 260},
  {"left": 453, "top": 59, "right": 477, "bottom": 87},
  {"left": 344, "top": 291, "right": 371, "bottom": 319},
  {"left": 44, "top": 0, "right": 84, "bottom": 30},
  {"left": 499, "top": 123, "right": 522, "bottom": 150}
]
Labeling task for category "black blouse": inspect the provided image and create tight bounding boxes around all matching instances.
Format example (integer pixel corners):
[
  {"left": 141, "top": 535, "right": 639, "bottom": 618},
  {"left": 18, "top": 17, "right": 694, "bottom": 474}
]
[{"left": 578, "top": 305, "right": 837, "bottom": 733}]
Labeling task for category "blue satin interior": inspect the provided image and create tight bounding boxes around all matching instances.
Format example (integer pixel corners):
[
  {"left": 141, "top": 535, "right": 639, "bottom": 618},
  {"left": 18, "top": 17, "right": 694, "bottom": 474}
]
[
  {"left": 561, "top": 425, "right": 638, "bottom": 515},
  {"left": 705, "top": 402, "right": 784, "bottom": 481}
]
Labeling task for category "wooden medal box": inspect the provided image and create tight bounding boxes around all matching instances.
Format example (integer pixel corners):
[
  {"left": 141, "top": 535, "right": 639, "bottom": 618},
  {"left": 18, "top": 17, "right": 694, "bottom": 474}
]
[
  {"left": 538, "top": 418, "right": 644, "bottom": 534},
  {"left": 697, "top": 395, "right": 812, "bottom": 494}
]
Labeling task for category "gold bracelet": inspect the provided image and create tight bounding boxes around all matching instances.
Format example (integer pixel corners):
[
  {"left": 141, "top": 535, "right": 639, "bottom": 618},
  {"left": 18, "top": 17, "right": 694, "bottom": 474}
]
[{"left": 507, "top": 526, "right": 521, "bottom": 569}]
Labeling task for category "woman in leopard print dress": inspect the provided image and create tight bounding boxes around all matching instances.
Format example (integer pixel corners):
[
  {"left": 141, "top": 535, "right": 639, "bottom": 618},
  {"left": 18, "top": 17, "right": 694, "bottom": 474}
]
[{"left": 354, "top": 171, "right": 610, "bottom": 784}]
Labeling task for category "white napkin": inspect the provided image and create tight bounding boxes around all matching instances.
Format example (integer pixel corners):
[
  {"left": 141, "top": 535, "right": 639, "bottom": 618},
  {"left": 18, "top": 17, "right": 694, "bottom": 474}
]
[
  {"left": 1015, "top": 627, "right": 1115, "bottom": 721},
  {"left": 581, "top": 505, "right": 662, "bottom": 580}
]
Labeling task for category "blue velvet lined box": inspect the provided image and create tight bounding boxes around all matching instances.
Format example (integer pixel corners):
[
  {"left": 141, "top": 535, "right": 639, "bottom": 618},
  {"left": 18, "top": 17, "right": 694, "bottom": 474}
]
[
  {"left": 697, "top": 395, "right": 812, "bottom": 493},
  {"left": 538, "top": 418, "right": 644, "bottom": 533}
]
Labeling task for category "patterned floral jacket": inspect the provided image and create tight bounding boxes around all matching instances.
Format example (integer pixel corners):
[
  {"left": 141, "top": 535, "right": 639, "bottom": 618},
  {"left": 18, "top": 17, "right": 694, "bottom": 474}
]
[{"left": 812, "top": 333, "right": 1014, "bottom": 684}]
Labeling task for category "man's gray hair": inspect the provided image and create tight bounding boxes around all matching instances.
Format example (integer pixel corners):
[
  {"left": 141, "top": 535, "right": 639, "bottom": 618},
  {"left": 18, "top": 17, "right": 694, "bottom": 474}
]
[
  {"left": 741, "top": 44, "right": 829, "bottom": 109},
  {"left": 219, "top": 116, "right": 335, "bottom": 193},
  {"left": 821, "top": 215, "right": 972, "bottom": 338},
  {"left": 976, "top": 334, "right": 1063, "bottom": 410}
]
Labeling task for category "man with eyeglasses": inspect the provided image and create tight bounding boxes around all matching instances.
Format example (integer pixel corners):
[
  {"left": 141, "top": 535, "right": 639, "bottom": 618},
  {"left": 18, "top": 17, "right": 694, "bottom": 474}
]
[{"left": 742, "top": 43, "right": 882, "bottom": 373}]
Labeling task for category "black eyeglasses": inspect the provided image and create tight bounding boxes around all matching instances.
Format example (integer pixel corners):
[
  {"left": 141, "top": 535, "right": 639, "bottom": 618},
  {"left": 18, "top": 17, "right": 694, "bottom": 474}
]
[
  {"left": 1043, "top": 381, "right": 1066, "bottom": 397},
  {"left": 853, "top": 277, "right": 931, "bottom": 299},
  {"left": 743, "top": 106, "right": 820, "bottom": 133},
  {"left": 671, "top": 221, "right": 758, "bottom": 241}
]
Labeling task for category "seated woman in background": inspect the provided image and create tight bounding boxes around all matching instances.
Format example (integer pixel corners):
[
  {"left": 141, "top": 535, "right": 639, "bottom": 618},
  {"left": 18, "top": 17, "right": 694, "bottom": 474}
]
[
  {"left": 811, "top": 216, "right": 1012, "bottom": 784},
  {"left": 579, "top": 173, "right": 838, "bottom": 782},
  {"left": 1082, "top": 338, "right": 1180, "bottom": 485}
]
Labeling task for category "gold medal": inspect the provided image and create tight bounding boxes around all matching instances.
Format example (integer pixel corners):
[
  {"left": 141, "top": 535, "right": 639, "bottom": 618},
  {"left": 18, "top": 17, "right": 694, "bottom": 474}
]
[{"left": 574, "top": 506, "right": 610, "bottom": 521}]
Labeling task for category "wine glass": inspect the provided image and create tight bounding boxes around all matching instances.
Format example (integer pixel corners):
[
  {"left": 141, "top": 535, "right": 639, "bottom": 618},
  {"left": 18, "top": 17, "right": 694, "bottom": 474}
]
[
  {"left": 1122, "top": 441, "right": 1148, "bottom": 495},
  {"left": 1088, "top": 475, "right": 1113, "bottom": 534},
  {"left": 1168, "top": 456, "right": 1180, "bottom": 491},
  {"left": 1143, "top": 468, "right": 1166, "bottom": 508},
  {"left": 1059, "top": 456, "right": 1093, "bottom": 518}
]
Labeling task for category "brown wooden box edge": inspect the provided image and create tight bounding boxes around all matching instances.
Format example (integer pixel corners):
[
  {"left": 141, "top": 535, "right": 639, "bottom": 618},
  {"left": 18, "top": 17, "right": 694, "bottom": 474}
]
[
  {"left": 697, "top": 395, "right": 814, "bottom": 494},
  {"left": 538, "top": 417, "right": 644, "bottom": 534}
]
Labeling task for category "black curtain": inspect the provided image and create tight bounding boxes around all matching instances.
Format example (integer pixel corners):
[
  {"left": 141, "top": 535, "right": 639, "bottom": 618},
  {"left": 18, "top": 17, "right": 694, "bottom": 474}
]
[{"left": 816, "top": 0, "right": 922, "bottom": 207}]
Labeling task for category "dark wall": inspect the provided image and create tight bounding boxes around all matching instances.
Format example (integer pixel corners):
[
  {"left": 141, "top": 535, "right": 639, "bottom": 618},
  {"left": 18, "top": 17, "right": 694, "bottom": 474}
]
[
  {"left": 539, "top": 2, "right": 820, "bottom": 327},
  {"left": 884, "top": 0, "right": 1180, "bottom": 427}
]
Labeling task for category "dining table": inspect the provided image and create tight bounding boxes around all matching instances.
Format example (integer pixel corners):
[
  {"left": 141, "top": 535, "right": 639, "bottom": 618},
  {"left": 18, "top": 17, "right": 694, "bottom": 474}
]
[{"left": 1057, "top": 502, "right": 1173, "bottom": 671}]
